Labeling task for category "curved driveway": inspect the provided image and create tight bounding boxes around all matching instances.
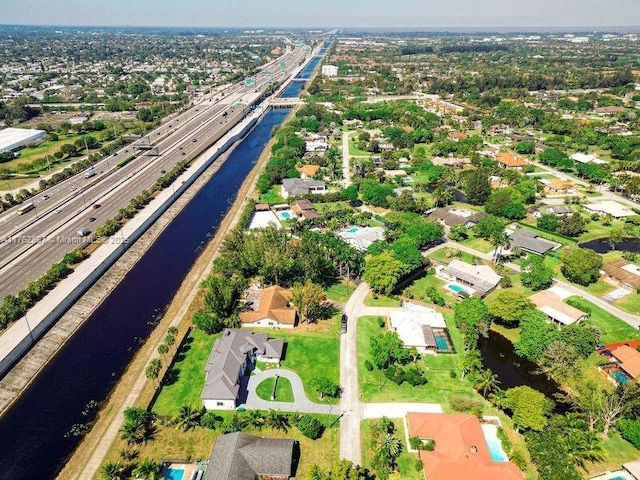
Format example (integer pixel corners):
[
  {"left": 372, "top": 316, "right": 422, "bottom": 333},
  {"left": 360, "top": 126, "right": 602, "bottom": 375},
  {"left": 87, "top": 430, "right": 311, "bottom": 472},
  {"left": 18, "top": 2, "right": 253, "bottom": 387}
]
[{"left": 242, "top": 368, "right": 334, "bottom": 414}]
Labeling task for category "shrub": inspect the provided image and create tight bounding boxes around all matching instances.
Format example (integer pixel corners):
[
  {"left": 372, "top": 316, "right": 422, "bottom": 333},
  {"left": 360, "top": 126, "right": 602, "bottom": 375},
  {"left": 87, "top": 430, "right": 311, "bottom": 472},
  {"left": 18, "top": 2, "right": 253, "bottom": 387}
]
[
  {"left": 409, "top": 436, "right": 434, "bottom": 451},
  {"left": 200, "top": 412, "right": 222, "bottom": 430},
  {"left": 403, "top": 366, "right": 428, "bottom": 386},
  {"left": 618, "top": 419, "right": 640, "bottom": 449},
  {"left": 364, "top": 360, "right": 374, "bottom": 371},
  {"left": 449, "top": 370, "right": 457, "bottom": 379},
  {"left": 297, "top": 415, "right": 325, "bottom": 440},
  {"left": 378, "top": 317, "right": 386, "bottom": 328},
  {"left": 450, "top": 395, "right": 484, "bottom": 414},
  {"left": 499, "top": 276, "right": 513, "bottom": 288}
]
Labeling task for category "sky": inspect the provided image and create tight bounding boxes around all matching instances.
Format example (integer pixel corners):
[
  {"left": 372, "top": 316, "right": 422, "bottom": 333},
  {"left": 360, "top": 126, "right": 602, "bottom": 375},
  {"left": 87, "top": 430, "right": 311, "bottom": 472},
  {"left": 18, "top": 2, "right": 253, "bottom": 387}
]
[{"left": 2, "top": 0, "right": 640, "bottom": 29}]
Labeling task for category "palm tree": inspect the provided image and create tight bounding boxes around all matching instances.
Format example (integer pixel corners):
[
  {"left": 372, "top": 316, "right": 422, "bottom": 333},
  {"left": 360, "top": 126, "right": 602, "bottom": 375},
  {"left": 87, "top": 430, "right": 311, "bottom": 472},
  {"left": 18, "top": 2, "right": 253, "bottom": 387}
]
[
  {"left": 157, "top": 343, "right": 169, "bottom": 360},
  {"left": 132, "top": 458, "right": 163, "bottom": 480},
  {"left": 172, "top": 405, "right": 203, "bottom": 432},
  {"left": 563, "top": 431, "right": 605, "bottom": 469},
  {"left": 100, "top": 461, "right": 125, "bottom": 480},
  {"left": 120, "top": 417, "right": 155, "bottom": 446},
  {"left": 472, "top": 369, "right": 501, "bottom": 398},
  {"left": 377, "top": 433, "right": 403, "bottom": 466},
  {"left": 432, "top": 186, "right": 455, "bottom": 207},
  {"left": 490, "top": 231, "right": 509, "bottom": 263},
  {"left": 265, "top": 409, "right": 290, "bottom": 432},
  {"left": 246, "top": 410, "right": 266, "bottom": 431}
]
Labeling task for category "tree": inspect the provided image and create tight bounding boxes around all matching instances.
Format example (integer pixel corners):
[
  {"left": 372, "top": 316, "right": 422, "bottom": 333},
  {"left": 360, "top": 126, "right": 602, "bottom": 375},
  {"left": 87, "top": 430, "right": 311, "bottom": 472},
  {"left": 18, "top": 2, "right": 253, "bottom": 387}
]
[
  {"left": 173, "top": 405, "right": 204, "bottom": 432},
  {"left": 132, "top": 459, "right": 162, "bottom": 480},
  {"left": 157, "top": 343, "right": 169, "bottom": 359},
  {"left": 515, "top": 311, "right": 559, "bottom": 361},
  {"left": 560, "top": 248, "right": 603, "bottom": 286},
  {"left": 488, "top": 290, "right": 535, "bottom": 326},
  {"left": 370, "top": 331, "right": 411, "bottom": 369},
  {"left": 308, "top": 460, "right": 375, "bottom": 480},
  {"left": 520, "top": 255, "right": 553, "bottom": 291},
  {"left": 601, "top": 383, "right": 640, "bottom": 436},
  {"left": 559, "top": 323, "right": 599, "bottom": 358},
  {"left": 608, "top": 225, "right": 624, "bottom": 250},
  {"left": 265, "top": 409, "right": 290, "bottom": 432},
  {"left": 202, "top": 274, "right": 240, "bottom": 318},
  {"left": 503, "top": 386, "right": 553, "bottom": 431},
  {"left": 145, "top": 358, "right": 162, "bottom": 385},
  {"left": 539, "top": 340, "right": 580, "bottom": 380},
  {"left": 100, "top": 461, "right": 125, "bottom": 480},
  {"left": 516, "top": 140, "right": 535, "bottom": 154},
  {"left": 192, "top": 310, "right": 226, "bottom": 334},
  {"left": 454, "top": 297, "right": 490, "bottom": 347},
  {"left": 297, "top": 414, "right": 325, "bottom": 439},
  {"left": 120, "top": 407, "right": 155, "bottom": 446},
  {"left": 485, "top": 187, "right": 526, "bottom": 220},
  {"left": 361, "top": 182, "right": 395, "bottom": 207},
  {"left": 472, "top": 369, "right": 501, "bottom": 398},
  {"left": 311, "top": 376, "right": 340, "bottom": 399},
  {"left": 245, "top": 410, "right": 266, "bottom": 430},
  {"left": 464, "top": 168, "right": 492, "bottom": 205},
  {"left": 556, "top": 213, "right": 586, "bottom": 237},
  {"left": 291, "top": 280, "right": 326, "bottom": 323},
  {"left": 537, "top": 214, "right": 558, "bottom": 232},
  {"left": 474, "top": 215, "right": 506, "bottom": 239},
  {"left": 363, "top": 252, "right": 406, "bottom": 295}
]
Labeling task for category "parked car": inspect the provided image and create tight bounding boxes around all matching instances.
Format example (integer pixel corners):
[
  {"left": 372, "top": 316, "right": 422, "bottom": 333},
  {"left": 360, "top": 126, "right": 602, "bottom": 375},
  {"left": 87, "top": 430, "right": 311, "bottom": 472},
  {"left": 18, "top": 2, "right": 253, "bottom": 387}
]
[{"left": 340, "top": 314, "right": 348, "bottom": 335}]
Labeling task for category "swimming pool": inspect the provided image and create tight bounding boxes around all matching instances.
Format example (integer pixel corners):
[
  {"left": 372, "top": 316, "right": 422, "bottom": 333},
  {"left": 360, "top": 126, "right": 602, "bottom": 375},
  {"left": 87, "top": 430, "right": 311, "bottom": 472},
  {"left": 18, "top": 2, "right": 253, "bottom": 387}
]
[
  {"left": 347, "top": 226, "right": 361, "bottom": 234},
  {"left": 481, "top": 424, "right": 508, "bottom": 462},
  {"left": 281, "top": 211, "right": 292, "bottom": 219},
  {"left": 446, "top": 283, "right": 466, "bottom": 294},
  {"left": 164, "top": 467, "right": 186, "bottom": 480},
  {"left": 435, "top": 335, "right": 448, "bottom": 351},
  {"left": 403, "top": 176, "right": 414, "bottom": 183},
  {"left": 614, "top": 371, "right": 629, "bottom": 384}
]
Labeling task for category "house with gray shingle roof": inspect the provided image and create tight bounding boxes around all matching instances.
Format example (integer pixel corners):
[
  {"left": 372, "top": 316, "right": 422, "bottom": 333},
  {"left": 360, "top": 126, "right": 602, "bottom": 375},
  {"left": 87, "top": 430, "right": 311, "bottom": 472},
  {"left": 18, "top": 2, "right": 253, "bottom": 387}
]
[
  {"left": 508, "top": 228, "right": 559, "bottom": 256},
  {"left": 201, "top": 329, "right": 284, "bottom": 410},
  {"left": 206, "top": 432, "right": 296, "bottom": 480},
  {"left": 281, "top": 178, "right": 327, "bottom": 198}
]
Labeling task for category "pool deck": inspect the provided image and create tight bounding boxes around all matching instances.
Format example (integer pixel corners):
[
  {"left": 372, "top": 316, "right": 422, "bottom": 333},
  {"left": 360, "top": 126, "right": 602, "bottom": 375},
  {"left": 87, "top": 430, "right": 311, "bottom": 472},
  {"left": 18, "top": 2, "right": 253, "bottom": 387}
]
[{"left": 165, "top": 463, "right": 200, "bottom": 480}]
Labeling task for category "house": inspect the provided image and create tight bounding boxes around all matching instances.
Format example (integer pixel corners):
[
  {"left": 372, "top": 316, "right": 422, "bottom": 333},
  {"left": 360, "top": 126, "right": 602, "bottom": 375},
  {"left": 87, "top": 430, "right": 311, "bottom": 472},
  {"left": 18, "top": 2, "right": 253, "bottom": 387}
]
[
  {"left": 201, "top": 329, "right": 284, "bottom": 410},
  {"left": 321, "top": 64, "right": 339, "bottom": 77},
  {"left": 281, "top": 178, "right": 327, "bottom": 198},
  {"left": 538, "top": 178, "right": 575, "bottom": 194},
  {"left": 407, "top": 413, "right": 523, "bottom": 480},
  {"left": 296, "top": 164, "right": 321, "bottom": 179},
  {"left": 439, "top": 260, "right": 502, "bottom": 297},
  {"left": 431, "top": 156, "right": 472, "bottom": 168},
  {"left": 336, "top": 226, "right": 385, "bottom": 252},
  {"left": 584, "top": 201, "right": 635, "bottom": 219},
  {"left": 595, "top": 106, "right": 625, "bottom": 115},
  {"left": 604, "top": 260, "right": 640, "bottom": 291},
  {"left": 570, "top": 152, "right": 607, "bottom": 165},
  {"left": 429, "top": 208, "right": 487, "bottom": 228},
  {"left": 610, "top": 345, "right": 640, "bottom": 381},
  {"left": 291, "top": 199, "right": 321, "bottom": 219},
  {"left": 384, "top": 169, "right": 408, "bottom": 178},
  {"left": 496, "top": 152, "right": 527, "bottom": 170},
  {"left": 508, "top": 229, "right": 559, "bottom": 255},
  {"left": 206, "top": 432, "right": 296, "bottom": 480},
  {"left": 535, "top": 205, "right": 574, "bottom": 217},
  {"left": 388, "top": 302, "right": 448, "bottom": 353},
  {"left": 239, "top": 286, "right": 297, "bottom": 329},
  {"left": 529, "top": 290, "right": 587, "bottom": 326},
  {"left": 448, "top": 132, "right": 468, "bottom": 141}
]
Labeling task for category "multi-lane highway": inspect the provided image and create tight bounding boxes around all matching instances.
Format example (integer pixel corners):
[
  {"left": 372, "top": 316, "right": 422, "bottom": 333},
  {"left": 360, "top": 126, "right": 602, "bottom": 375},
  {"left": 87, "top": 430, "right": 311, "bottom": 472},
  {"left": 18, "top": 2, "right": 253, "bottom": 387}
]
[{"left": 0, "top": 43, "right": 309, "bottom": 298}]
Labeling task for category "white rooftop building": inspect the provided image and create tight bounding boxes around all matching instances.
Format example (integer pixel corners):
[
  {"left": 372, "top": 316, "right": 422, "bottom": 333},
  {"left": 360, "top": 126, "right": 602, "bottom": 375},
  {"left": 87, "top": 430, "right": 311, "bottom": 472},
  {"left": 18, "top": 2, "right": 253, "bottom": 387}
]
[
  {"left": 337, "top": 226, "right": 385, "bottom": 252},
  {"left": 584, "top": 201, "right": 635, "bottom": 218},
  {"left": 0, "top": 127, "right": 46, "bottom": 152},
  {"left": 389, "top": 302, "right": 447, "bottom": 353},
  {"left": 570, "top": 152, "right": 607, "bottom": 165},
  {"left": 321, "top": 65, "right": 338, "bottom": 77}
]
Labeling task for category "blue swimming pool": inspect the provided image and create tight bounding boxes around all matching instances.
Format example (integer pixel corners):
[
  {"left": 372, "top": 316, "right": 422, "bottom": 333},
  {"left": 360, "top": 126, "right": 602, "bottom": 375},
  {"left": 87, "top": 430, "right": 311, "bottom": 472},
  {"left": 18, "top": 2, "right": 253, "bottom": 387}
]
[
  {"left": 481, "top": 424, "right": 508, "bottom": 462},
  {"left": 403, "top": 176, "right": 414, "bottom": 183},
  {"left": 281, "top": 211, "right": 292, "bottom": 219},
  {"left": 447, "top": 283, "right": 465, "bottom": 294},
  {"left": 347, "top": 226, "right": 361, "bottom": 234},
  {"left": 614, "top": 371, "right": 629, "bottom": 384},
  {"left": 164, "top": 467, "right": 186, "bottom": 480},
  {"left": 435, "top": 335, "right": 448, "bottom": 351}
]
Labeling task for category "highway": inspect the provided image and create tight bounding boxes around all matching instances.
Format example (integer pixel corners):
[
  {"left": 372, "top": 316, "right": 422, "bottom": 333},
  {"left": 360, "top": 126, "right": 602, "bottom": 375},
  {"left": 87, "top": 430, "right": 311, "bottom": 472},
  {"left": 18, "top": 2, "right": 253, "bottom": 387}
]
[{"left": 0, "top": 43, "right": 309, "bottom": 298}]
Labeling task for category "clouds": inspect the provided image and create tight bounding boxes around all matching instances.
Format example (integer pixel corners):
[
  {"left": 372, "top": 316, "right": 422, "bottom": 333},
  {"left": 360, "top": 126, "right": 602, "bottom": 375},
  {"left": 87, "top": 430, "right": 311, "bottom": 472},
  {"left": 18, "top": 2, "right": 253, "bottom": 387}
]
[{"left": 3, "top": 0, "right": 640, "bottom": 28}]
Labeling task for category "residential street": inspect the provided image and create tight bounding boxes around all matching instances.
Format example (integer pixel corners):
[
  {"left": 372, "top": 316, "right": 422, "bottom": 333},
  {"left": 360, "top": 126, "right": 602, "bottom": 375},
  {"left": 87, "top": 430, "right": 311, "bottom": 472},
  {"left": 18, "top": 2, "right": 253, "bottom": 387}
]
[{"left": 341, "top": 131, "right": 352, "bottom": 187}]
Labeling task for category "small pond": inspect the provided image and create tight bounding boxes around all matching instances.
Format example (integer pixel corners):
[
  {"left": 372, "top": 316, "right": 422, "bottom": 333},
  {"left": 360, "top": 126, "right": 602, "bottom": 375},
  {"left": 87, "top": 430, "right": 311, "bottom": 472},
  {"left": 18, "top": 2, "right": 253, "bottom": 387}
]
[{"left": 579, "top": 237, "right": 640, "bottom": 254}]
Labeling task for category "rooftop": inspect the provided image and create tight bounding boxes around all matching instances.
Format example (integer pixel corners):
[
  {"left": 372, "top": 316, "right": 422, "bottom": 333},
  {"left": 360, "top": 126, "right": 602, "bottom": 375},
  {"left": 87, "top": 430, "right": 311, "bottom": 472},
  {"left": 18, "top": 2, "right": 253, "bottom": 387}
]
[
  {"left": 441, "top": 260, "right": 502, "bottom": 294},
  {"left": 509, "top": 229, "right": 558, "bottom": 255},
  {"left": 0, "top": 127, "right": 46, "bottom": 152},
  {"left": 604, "top": 260, "right": 640, "bottom": 290},
  {"left": 239, "top": 286, "right": 297, "bottom": 326},
  {"left": 611, "top": 345, "right": 640, "bottom": 379},
  {"left": 529, "top": 290, "right": 586, "bottom": 325}
]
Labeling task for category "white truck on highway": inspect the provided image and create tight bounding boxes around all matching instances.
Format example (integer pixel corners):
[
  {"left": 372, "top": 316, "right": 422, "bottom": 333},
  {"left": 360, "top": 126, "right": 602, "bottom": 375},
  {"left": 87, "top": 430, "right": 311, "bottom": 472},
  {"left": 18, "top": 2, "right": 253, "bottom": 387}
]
[{"left": 84, "top": 168, "right": 96, "bottom": 179}]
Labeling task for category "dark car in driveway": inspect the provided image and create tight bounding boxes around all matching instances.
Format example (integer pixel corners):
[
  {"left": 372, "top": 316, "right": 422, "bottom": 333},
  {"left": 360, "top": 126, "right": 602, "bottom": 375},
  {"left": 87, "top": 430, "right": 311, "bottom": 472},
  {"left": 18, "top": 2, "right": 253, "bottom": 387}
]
[{"left": 340, "top": 314, "right": 348, "bottom": 334}]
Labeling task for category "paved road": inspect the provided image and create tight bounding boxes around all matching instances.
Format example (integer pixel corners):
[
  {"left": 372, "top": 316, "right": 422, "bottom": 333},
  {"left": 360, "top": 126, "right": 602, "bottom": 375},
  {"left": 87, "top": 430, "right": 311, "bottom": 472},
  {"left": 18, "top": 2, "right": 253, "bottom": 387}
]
[
  {"left": 362, "top": 402, "right": 442, "bottom": 419},
  {"left": 242, "top": 368, "right": 334, "bottom": 414},
  {"left": 341, "top": 132, "right": 352, "bottom": 187},
  {"left": 339, "top": 282, "right": 369, "bottom": 464},
  {"left": 426, "top": 241, "right": 640, "bottom": 328}
]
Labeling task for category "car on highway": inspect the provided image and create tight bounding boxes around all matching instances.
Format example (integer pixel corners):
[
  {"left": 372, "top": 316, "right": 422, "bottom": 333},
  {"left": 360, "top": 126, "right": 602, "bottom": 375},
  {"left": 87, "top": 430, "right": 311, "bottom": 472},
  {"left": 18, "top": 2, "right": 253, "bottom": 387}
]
[
  {"left": 192, "top": 138, "right": 197, "bottom": 142},
  {"left": 93, "top": 204, "right": 101, "bottom": 209},
  {"left": 88, "top": 217, "right": 97, "bottom": 222},
  {"left": 77, "top": 228, "right": 91, "bottom": 236},
  {"left": 70, "top": 186, "right": 77, "bottom": 192},
  {"left": 54, "top": 208, "right": 62, "bottom": 214},
  {"left": 42, "top": 194, "right": 50, "bottom": 200}
]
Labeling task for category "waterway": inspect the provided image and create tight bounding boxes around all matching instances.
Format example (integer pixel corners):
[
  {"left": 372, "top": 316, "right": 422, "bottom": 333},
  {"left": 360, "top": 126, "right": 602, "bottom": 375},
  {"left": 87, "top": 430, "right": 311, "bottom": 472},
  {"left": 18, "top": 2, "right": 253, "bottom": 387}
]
[
  {"left": 579, "top": 237, "right": 640, "bottom": 254},
  {"left": 0, "top": 108, "right": 291, "bottom": 480},
  {"left": 279, "top": 51, "right": 325, "bottom": 98},
  {"left": 479, "top": 330, "right": 570, "bottom": 413}
]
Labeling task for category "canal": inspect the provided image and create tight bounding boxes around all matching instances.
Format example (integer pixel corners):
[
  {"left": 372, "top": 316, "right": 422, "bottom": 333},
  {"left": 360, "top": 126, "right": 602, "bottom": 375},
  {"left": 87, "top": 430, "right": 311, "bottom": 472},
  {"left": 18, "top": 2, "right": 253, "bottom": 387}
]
[
  {"left": 279, "top": 51, "right": 325, "bottom": 99},
  {"left": 479, "top": 330, "right": 570, "bottom": 413},
  {"left": 0, "top": 108, "right": 291, "bottom": 480}
]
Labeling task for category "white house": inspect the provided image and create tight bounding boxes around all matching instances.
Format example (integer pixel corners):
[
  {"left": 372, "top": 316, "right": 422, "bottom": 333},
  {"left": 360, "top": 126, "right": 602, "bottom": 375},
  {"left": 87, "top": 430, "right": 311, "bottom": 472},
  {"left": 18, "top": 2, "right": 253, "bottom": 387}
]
[
  {"left": 389, "top": 302, "right": 447, "bottom": 353},
  {"left": 321, "top": 65, "right": 339, "bottom": 77}
]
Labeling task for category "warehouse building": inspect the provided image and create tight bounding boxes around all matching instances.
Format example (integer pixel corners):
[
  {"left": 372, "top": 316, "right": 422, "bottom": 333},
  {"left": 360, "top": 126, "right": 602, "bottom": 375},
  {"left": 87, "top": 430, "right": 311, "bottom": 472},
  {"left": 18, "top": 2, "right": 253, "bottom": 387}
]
[{"left": 0, "top": 127, "right": 47, "bottom": 152}]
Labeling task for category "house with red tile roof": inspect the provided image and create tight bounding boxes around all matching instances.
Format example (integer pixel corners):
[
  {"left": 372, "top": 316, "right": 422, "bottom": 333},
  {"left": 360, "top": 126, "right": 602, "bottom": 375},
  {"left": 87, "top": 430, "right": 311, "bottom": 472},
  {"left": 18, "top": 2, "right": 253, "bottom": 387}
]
[{"left": 407, "top": 412, "right": 523, "bottom": 480}]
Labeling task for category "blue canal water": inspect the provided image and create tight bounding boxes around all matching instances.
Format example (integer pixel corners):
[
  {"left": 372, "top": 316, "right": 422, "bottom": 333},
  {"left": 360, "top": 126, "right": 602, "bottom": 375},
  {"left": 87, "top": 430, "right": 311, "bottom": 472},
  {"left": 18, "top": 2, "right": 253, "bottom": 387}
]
[
  {"left": 0, "top": 108, "right": 291, "bottom": 480},
  {"left": 279, "top": 53, "right": 324, "bottom": 98}
]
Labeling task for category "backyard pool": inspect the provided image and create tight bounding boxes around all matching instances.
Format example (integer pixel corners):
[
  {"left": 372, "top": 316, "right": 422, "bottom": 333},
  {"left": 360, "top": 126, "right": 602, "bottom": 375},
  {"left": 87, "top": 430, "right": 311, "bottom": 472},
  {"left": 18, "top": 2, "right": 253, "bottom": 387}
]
[
  {"left": 446, "top": 283, "right": 468, "bottom": 295},
  {"left": 276, "top": 210, "right": 295, "bottom": 220},
  {"left": 481, "top": 424, "right": 508, "bottom": 462},
  {"left": 614, "top": 371, "right": 629, "bottom": 384},
  {"left": 434, "top": 335, "right": 449, "bottom": 351},
  {"left": 164, "top": 467, "right": 186, "bottom": 480},
  {"left": 346, "top": 226, "right": 361, "bottom": 234}
]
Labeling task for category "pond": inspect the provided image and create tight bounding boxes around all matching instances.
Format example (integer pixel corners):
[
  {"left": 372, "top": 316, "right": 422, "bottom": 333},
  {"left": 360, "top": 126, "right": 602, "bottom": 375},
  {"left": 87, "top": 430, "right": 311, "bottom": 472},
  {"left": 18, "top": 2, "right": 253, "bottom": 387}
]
[
  {"left": 579, "top": 237, "right": 640, "bottom": 254},
  {"left": 478, "top": 330, "right": 570, "bottom": 413}
]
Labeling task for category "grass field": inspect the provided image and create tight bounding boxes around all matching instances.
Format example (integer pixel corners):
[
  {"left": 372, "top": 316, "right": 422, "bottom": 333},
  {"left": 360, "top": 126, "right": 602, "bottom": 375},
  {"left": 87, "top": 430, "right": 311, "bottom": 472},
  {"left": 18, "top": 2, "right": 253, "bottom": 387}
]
[
  {"left": 364, "top": 293, "right": 401, "bottom": 307},
  {"left": 613, "top": 293, "right": 640, "bottom": 316},
  {"left": 585, "top": 431, "right": 640, "bottom": 477},
  {"left": 459, "top": 237, "right": 494, "bottom": 253},
  {"left": 313, "top": 201, "right": 352, "bottom": 213},
  {"left": 404, "top": 272, "right": 463, "bottom": 306},
  {"left": 361, "top": 418, "right": 422, "bottom": 480},
  {"left": 255, "top": 377, "right": 294, "bottom": 402},
  {"left": 258, "top": 185, "right": 285, "bottom": 204},
  {"left": 429, "top": 248, "right": 478, "bottom": 265},
  {"left": 357, "top": 315, "right": 477, "bottom": 409},
  {"left": 325, "top": 280, "right": 356, "bottom": 303},
  {"left": 565, "top": 296, "right": 640, "bottom": 344}
]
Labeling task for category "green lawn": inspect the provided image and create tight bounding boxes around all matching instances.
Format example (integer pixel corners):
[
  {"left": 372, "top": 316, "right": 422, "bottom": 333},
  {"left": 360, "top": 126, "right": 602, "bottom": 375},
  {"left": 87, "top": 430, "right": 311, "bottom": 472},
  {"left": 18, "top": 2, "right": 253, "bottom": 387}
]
[
  {"left": 361, "top": 418, "right": 423, "bottom": 480},
  {"left": 255, "top": 376, "right": 294, "bottom": 402},
  {"left": 357, "top": 315, "right": 477, "bottom": 409},
  {"left": 586, "top": 279, "right": 617, "bottom": 297},
  {"left": 613, "top": 293, "right": 640, "bottom": 316},
  {"left": 429, "top": 247, "right": 478, "bottom": 265},
  {"left": 348, "top": 133, "right": 372, "bottom": 156},
  {"left": 259, "top": 185, "right": 285, "bottom": 204},
  {"left": 565, "top": 296, "right": 640, "bottom": 344},
  {"left": 404, "top": 273, "right": 459, "bottom": 306},
  {"left": 153, "top": 329, "right": 221, "bottom": 416},
  {"left": 325, "top": 280, "right": 356, "bottom": 303},
  {"left": 364, "top": 293, "right": 401, "bottom": 307},
  {"left": 153, "top": 320, "right": 341, "bottom": 416},
  {"left": 578, "top": 220, "right": 625, "bottom": 243},
  {"left": 313, "top": 201, "right": 352, "bottom": 213},
  {"left": 459, "top": 237, "right": 494, "bottom": 253},
  {"left": 585, "top": 431, "right": 640, "bottom": 477}
]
